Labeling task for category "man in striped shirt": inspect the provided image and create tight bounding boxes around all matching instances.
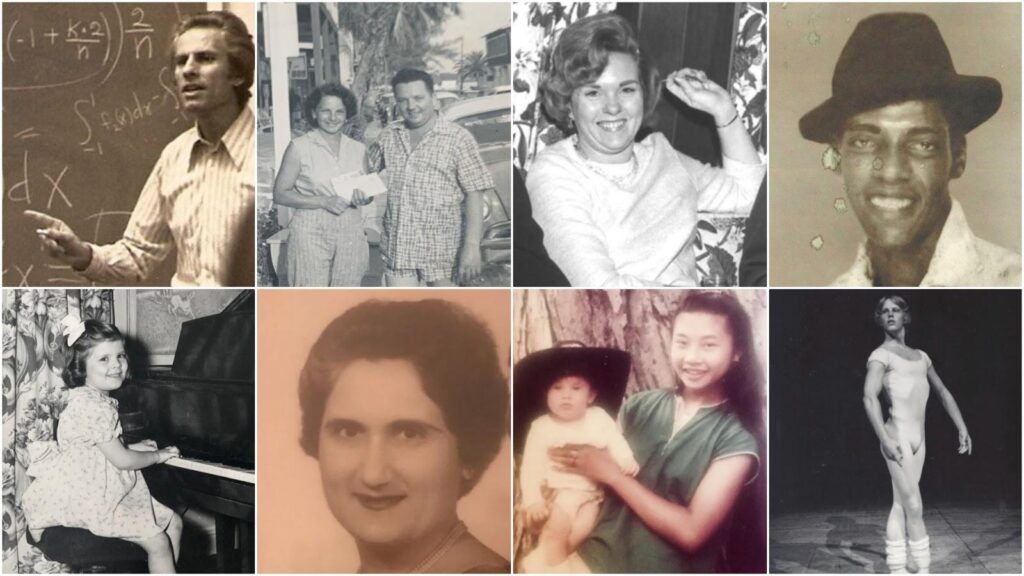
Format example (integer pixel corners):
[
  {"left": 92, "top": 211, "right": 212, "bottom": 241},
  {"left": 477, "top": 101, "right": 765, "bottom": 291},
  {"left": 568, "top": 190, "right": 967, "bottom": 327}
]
[{"left": 26, "top": 11, "right": 255, "bottom": 287}]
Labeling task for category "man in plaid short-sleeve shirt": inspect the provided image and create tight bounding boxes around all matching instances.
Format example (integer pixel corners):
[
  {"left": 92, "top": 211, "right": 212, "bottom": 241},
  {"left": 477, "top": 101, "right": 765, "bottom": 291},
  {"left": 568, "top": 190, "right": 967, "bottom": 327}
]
[{"left": 369, "top": 68, "right": 496, "bottom": 286}]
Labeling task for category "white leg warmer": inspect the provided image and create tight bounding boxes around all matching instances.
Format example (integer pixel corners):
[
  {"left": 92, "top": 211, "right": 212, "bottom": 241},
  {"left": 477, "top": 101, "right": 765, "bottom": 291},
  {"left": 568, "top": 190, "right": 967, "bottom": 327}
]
[
  {"left": 885, "top": 538, "right": 908, "bottom": 573},
  {"left": 909, "top": 536, "right": 931, "bottom": 573}
]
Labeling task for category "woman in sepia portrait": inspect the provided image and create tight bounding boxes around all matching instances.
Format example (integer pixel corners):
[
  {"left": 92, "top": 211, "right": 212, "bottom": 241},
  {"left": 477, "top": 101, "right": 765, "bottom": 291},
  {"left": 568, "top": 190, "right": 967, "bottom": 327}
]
[
  {"left": 525, "top": 12, "right": 765, "bottom": 287},
  {"left": 294, "top": 298, "right": 510, "bottom": 573}
]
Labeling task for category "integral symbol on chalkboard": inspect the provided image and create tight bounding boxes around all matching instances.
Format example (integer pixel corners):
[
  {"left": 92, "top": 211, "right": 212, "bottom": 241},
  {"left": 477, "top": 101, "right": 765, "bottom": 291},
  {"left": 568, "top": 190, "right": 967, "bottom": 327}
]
[{"left": 74, "top": 73, "right": 182, "bottom": 154}]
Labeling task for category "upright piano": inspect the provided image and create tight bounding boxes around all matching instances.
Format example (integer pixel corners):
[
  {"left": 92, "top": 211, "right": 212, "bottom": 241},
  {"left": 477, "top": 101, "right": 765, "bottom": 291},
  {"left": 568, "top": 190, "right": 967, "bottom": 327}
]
[{"left": 115, "top": 291, "right": 255, "bottom": 573}]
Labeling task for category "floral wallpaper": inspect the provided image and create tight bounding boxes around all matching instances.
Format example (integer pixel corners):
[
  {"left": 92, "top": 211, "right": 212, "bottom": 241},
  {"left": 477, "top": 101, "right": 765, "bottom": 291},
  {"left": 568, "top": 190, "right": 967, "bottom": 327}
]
[
  {"left": 512, "top": 2, "right": 617, "bottom": 173},
  {"left": 730, "top": 3, "right": 767, "bottom": 157},
  {"left": 2, "top": 290, "right": 113, "bottom": 574}
]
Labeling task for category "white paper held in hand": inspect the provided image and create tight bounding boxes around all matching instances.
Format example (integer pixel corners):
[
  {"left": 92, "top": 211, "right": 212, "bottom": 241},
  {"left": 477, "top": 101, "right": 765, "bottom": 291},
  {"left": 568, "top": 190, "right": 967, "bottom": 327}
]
[{"left": 330, "top": 171, "right": 388, "bottom": 203}]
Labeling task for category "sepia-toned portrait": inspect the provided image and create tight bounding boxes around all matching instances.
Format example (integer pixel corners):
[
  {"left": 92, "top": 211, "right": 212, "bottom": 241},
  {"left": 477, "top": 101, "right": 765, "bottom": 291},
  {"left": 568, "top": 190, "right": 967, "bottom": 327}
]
[
  {"left": 3, "top": 3, "right": 257, "bottom": 287},
  {"left": 258, "top": 290, "right": 510, "bottom": 573},
  {"left": 769, "top": 3, "right": 1021, "bottom": 287},
  {"left": 513, "top": 289, "right": 767, "bottom": 573}
]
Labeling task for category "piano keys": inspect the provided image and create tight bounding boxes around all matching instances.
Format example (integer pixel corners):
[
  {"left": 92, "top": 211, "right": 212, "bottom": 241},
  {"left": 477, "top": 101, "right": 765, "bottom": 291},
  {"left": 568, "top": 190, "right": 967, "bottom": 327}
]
[
  {"left": 165, "top": 456, "right": 255, "bottom": 484},
  {"left": 115, "top": 290, "right": 255, "bottom": 573}
]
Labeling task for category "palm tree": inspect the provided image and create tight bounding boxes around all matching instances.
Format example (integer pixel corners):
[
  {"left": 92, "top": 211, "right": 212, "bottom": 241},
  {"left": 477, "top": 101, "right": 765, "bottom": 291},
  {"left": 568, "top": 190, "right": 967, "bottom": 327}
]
[
  {"left": 339, "top": 3, "right": 461, "bottom": 98},
  {"left": 457, "top": 50, "right": 489, "bottom": 94}
]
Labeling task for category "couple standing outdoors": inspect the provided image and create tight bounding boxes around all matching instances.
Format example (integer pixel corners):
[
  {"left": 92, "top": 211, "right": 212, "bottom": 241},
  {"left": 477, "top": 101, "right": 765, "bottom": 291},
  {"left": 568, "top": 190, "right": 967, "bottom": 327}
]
[{"left": 276, "top": 68, "right": 496, "bottom": 287}]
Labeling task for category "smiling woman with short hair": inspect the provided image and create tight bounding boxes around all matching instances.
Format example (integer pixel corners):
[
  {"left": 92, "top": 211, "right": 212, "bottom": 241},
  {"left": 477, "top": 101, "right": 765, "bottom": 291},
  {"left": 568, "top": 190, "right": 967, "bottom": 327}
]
[
  {"left": 273, "top": 82, "right": 374, "bottom": 287},
  {"left": 297, "top": 299, "right": 509, "bottom": 573},
  {"left": 526, "top": 13, "right": 764, "bottom": 288}
]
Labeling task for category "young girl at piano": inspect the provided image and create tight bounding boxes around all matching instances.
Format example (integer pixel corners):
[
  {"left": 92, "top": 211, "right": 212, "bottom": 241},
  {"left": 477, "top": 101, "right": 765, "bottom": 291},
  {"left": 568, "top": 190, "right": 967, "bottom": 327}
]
[{"left": 22, "top": 318, "right": 185, "bottom": 573}]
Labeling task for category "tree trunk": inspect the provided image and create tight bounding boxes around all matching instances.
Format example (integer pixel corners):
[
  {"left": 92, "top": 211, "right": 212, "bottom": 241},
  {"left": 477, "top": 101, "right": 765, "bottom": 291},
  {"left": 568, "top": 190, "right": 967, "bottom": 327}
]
[
  {"left": 514, "top": 289, "right": 767, "bottom": 394},
  {"left": 352, "top": 38, "right": 386, "bottom": 99}
]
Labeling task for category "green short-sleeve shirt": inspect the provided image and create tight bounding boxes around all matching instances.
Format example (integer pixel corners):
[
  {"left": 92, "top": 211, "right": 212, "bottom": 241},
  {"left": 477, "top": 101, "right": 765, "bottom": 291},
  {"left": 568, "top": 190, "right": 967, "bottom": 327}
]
[{"left": 578, "top": 389, "right": 758, "bottom": 573}]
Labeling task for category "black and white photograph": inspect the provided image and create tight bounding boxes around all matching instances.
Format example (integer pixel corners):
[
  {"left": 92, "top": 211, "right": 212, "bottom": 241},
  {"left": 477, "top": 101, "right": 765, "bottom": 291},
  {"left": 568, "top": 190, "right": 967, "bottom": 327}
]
[
  {"left": 2, "top": 4, "right": 257, "bottom": 287},
  {"left": 513, "top": 289, "right": 767, "bottom": 573},
  {"left": 770, "top": 290, "right": 1021, "bottom": 573},
  {"left": 2, "top": 289, "right": 255, "bottom": 573},
  {"left": 257, "top": 3, "right": 511, "bottom": 288},
  {"left": 512, "top": 2, "right": 767, "bottom": 288},
  {"left": 769, "top": 3, "right": 1022, "bottom": 287}
]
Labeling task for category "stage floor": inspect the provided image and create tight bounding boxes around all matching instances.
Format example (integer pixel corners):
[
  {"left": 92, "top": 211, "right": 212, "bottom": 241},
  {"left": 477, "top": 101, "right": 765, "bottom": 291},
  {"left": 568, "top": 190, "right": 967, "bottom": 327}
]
[{"left": 770, "top": 505, "right": 1021, "bottom": 573}]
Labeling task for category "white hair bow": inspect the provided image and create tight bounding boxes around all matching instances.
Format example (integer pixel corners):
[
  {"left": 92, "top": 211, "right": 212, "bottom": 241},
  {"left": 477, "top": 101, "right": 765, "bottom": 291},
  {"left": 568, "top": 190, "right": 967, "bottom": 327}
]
[{"left": 61, "top": 315, "right": 86, "bottom": 346}]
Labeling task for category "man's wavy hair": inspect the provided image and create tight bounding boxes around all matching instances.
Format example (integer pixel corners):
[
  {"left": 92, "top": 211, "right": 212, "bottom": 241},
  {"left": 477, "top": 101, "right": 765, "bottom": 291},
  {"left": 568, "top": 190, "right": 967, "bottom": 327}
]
[
  {"left": 170, "top": 11, "right": 255, "bottom": 106},
  {"left": 540, "top": 13, "right": 660, "bottom": 133}
]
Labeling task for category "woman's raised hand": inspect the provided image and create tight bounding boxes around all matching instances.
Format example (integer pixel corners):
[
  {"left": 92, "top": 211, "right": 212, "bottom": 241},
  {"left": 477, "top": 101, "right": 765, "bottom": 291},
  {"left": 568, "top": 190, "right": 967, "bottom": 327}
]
[
  {"left": 957, "top": 428, "right": 973, "bottom": 455},
  {"left": 881, "top": 437, "right": 903, "bottom": 467},
  {"left": 549, "top": 444, "right": 623, "bottom": 485},
  {"left": 664, "top": 68, "right": 736, "bottom": 126}
]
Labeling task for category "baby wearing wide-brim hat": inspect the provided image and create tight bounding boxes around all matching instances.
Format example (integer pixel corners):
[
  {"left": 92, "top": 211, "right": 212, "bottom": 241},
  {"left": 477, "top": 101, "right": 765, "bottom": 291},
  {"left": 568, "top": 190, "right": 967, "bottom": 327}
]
[{"left": 515, "top": 344, "right": 639, "bottom": 572}]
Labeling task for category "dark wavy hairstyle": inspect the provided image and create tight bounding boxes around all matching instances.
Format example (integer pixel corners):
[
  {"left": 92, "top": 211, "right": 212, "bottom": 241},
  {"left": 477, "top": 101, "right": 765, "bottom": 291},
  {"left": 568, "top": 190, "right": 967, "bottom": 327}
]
[
  {"left": 540, "top": 13, "right": 660, "bottom": 133},
  {"left": 170, "top": 11, "right": 255, "bottom": 105},
  {"left": 304, "top": 82, "right": 359, "bottom": 128},
  {"left": 874, "top": 295, "right": 911, "bottom": 327},
  {"left": 63, "top": 320, "right": 126, "bottom": 389},
  {"left": 298, "top": 299, "right": 507, "bottom": 494},
  {"left": 673, "top": 291, "right": 765, "bottom": 439}
]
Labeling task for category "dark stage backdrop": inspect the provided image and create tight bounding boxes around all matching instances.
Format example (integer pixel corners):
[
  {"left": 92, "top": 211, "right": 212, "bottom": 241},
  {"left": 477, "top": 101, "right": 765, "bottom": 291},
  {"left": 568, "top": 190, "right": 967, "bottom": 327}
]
[{"left": 770, "top": 290, "right": 1021, "bottom": 513}]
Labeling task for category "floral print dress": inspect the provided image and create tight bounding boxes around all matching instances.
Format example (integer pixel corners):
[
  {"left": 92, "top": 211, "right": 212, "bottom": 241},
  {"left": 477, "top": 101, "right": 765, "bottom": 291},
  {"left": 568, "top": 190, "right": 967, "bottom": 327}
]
[{"left": 22, "top": 387, "right": 173, "bottom": 539}]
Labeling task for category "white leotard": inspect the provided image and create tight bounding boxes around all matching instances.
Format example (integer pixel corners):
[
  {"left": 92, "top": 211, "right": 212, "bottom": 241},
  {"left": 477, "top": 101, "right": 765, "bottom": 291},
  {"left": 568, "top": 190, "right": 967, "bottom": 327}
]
[{"left": 868, "top": 347, "right": 931, "bottom": 451}]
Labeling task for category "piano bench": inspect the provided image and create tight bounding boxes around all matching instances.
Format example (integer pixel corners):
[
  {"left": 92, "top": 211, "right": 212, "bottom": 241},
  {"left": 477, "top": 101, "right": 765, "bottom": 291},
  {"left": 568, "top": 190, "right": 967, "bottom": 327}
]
[{"left": 29, "top": 526, "right": 149, "bottom": 573}]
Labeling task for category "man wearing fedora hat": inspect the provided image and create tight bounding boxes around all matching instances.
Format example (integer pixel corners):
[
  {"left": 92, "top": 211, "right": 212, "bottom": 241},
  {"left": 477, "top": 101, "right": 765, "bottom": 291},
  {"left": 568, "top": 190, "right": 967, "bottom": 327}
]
[{"left": 801, "top": 12, "right": 1020, "bottom": 287}]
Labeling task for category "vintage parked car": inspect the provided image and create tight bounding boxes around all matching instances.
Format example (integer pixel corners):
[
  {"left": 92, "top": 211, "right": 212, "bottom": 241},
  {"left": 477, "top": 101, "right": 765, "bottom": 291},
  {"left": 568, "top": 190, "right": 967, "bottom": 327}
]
[{"left": 443, "top": 93, "right": 511, "bottom": 286}]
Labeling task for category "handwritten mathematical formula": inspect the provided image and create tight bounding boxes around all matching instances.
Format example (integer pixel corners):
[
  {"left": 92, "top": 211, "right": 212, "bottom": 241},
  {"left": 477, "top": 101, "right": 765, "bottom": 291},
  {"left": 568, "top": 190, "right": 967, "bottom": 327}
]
[{"left": 3, "top": 3, "right": 196, "bottom": 286}]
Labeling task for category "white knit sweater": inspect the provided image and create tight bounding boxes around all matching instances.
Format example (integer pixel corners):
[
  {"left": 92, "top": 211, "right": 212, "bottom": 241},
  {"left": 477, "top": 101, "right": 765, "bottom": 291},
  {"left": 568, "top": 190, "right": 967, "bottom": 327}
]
[{"left": 526, "top": 132, "right": 765, "bottom": 287}]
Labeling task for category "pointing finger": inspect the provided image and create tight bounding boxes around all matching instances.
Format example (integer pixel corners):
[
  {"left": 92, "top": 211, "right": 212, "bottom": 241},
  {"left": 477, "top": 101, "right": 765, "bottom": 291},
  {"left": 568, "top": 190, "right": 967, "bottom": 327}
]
[{"left": 24, "top": 210, "right": 63, "bottom": 229}]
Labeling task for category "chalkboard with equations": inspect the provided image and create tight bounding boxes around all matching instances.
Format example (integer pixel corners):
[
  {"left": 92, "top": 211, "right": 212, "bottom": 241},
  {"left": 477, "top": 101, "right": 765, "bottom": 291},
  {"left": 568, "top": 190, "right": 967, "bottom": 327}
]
[{"left": 3, "top": 3, "right": 205, "bottom": 286}]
